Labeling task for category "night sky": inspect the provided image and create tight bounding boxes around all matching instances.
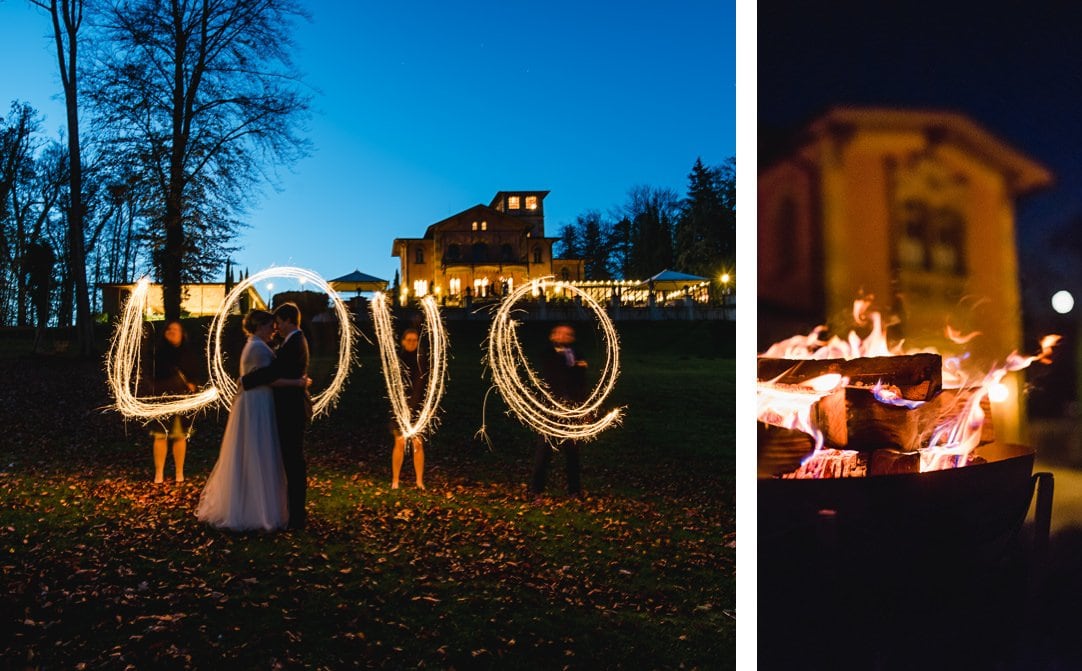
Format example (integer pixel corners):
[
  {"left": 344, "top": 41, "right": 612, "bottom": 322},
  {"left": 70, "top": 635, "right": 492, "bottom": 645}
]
[
  {"left": 0, "top": 0, "right": 735, "bottom": 292},
  {"left": 759, "top": 1, "right": 1082, "bottom": 327}
]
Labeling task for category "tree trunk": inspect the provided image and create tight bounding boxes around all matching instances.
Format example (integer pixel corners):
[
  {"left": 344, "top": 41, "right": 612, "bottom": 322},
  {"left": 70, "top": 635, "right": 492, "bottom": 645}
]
[{"left": 162, "top": 196, "right": 184, "bottom": 322}]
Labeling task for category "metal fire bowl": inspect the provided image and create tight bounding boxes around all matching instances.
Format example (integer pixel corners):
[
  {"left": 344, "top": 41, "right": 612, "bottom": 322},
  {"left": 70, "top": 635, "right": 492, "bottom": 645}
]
[{"left": 758, "top": 442, "right": 1037, "bottom": 563}]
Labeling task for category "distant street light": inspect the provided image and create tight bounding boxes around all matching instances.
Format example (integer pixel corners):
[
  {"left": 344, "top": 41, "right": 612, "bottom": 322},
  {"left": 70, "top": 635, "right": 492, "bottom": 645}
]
[
  {"left": 719, "top": 272, "right": 732, "bottom": 307},
  {"left": 1052, "top": 290, "right": 1074, "bottom": 315}
]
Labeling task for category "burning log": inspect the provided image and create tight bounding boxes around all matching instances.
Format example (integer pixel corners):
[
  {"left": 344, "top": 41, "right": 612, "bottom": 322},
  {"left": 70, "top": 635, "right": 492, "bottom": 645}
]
[
  {"left": 781, "top": 449, "right": 866, "bottom": 479},
  {"left": 757, "top": 424, "right": 814, "bottom": 477},
  {"left": 846, "top": 387, "right": 921, "bottom": 452},
  {"left": 758, "top": 353, "right": 942, "bottom": 401},
  {"left": 868, "top": 448, "right": 921, "bottom": 475},
  {"left": 757, "top": 383, "right": 846, "bottom": 476}
]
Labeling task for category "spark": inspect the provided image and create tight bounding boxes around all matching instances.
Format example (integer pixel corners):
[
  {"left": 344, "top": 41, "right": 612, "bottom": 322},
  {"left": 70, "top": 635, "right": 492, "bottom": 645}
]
[
  {"left": 370, "top": 292, "right": 449, "bottom": 440},
  {"left": 207, "top": 267, "right": 355, "bottom": 419},
  {"left": 106, "top": 277, "right": 219, "bottom": 420},
  {"left": 487, "top": 278, "right": 622, "bottom": 441}
]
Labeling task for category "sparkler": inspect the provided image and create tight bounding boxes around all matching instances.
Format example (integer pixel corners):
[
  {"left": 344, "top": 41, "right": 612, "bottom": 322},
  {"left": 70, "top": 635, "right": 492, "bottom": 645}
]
[
  {"left": 106, "top": 277, "right": 220, "bottom": 420},
  {"left": 207, "top": 266, "right": 355, "bottom": 418},
  {"left": 370, "top": 292, "right": 448, "bottom": 441},
  {"left": 487, "top": 278, "right": 622, "bottom": 441}
]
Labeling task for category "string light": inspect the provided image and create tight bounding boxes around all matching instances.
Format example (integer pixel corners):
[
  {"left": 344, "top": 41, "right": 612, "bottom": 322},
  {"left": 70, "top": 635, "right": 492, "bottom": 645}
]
[
  {"left": 106, "top": 277, "right": 220, "bottom": 420},
  {"left": 487, "top": 278, "right": 622, "bottom": 441},
  {"left": 370, "top": 293, "right": 449, "bottom": 440},
  {"left": 207, "top": 266, "right": 355, "bottom": 419}
]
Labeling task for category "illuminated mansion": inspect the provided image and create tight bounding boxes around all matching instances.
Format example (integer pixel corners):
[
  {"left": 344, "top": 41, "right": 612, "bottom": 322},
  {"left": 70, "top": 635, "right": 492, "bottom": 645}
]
[{"left": 391, "top": 190, "right": 585, "bottom": 303}]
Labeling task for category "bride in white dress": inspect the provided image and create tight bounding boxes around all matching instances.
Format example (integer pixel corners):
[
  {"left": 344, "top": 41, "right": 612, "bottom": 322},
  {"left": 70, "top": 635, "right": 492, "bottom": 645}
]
[{"left": 196, "top": 310, "right": 307, "bottom": 531}]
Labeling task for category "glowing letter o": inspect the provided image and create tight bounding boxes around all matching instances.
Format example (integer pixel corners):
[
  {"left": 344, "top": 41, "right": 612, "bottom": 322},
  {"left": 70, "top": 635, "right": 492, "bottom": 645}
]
[{"left": 207, "top": 267, "right": 354, "bottom": 418}]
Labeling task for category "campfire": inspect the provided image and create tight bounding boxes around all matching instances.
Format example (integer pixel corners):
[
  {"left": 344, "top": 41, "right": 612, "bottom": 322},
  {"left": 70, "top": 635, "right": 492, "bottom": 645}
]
[{"left": 757, "top": 298, "right": 1060, "bottom": 479}]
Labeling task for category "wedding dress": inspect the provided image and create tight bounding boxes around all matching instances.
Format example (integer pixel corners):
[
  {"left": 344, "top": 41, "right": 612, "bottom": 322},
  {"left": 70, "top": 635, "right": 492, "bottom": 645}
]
[{"left": 196, "top": 336, "right": 288, "bottom": 531}]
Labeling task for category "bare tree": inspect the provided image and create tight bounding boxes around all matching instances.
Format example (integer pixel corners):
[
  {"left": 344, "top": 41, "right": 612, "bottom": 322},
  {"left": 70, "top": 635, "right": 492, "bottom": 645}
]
[
  {"left": 622, "top": 185, "right": 680, "bottom": 278},
  {"left": 0, "top": 102, "right": 46, "bottom": 325},
  {"left": 30, "top": 0, "right": 96, "bottom": 355},
  {"left": 92, "top": 0, "right": 311, "bottom": 321}
]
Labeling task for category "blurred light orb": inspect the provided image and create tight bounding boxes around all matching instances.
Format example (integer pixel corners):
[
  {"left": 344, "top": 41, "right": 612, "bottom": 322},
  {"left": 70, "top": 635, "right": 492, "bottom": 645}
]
[
  {"left": 988, "top": 382, "right": 1010, "bottom": 404},
  {"left": 1052, "top": 290, "right": 1074, "bottom": 315}
]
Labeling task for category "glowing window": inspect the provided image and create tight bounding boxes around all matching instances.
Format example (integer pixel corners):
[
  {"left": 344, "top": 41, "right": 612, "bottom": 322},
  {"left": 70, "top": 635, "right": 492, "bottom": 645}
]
[
  {"left": 508, "top": 196, "right": 520, "bottom": 209},
  {"left": 412, "top": 279, "right": 429, "bottom": 297},
  {"left": 471, "top": 221, "right": 478, "bottom": 231},
  {"left": 481, "top": 221, "right": 487, "bottom": 231},
  {"left": 525, "top": 196, "right": 538, "bottom": 210}
]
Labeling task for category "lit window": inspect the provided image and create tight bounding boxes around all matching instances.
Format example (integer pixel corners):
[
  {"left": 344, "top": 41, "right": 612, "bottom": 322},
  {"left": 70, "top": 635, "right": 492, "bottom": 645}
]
[
  {"left": 449, "top": 277, "right": 461, "bottom": 296},
  {"left": 525, "top": 196, "right": 537, "bottom": 210},
  {"left": 472, "top": 221, "right": 478, "bottom": 231},
  {"left": 481, "top": 221, "right": 487, "bottom": 231},
  {"left": 508, "top": 196, "right": 520, "bottom": 209},
  {"left": 413, "top": 279, "right": 429, "bottom": 297}
]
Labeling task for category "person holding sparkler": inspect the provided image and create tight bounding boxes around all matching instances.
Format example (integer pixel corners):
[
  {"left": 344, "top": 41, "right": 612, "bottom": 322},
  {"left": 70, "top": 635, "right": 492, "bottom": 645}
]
[
  {"left": 146, "top": 320, "right": 200, "bottom": 483},
  {"left": 529, "top": 323, "right": 588, "bottom": 500},
  {"left": 391, "top": 328, "right": 428, "bottom": 490}
]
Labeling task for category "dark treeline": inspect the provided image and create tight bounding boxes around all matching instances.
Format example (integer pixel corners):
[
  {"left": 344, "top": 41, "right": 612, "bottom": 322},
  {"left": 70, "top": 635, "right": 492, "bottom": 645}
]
[
  {"left": 0, "top": 0, "right": 310, "bottom": 352},
  {"left": 554, "top": 157, "right": 735, "bottom": 283}
]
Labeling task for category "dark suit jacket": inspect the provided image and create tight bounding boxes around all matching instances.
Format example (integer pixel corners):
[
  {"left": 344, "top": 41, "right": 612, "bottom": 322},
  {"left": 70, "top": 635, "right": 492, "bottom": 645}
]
[
  {"left": 540, "top": 345, "right": 587, "bottom": 404},
  {"left": 241, "top": 330, "right": 310, "bottom": 424}
]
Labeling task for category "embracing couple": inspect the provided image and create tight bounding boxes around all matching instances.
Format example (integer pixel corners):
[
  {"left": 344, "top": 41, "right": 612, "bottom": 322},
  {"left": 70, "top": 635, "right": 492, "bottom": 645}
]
[{"left": 196, "top": 303, "right": 311, "bottom": 532}]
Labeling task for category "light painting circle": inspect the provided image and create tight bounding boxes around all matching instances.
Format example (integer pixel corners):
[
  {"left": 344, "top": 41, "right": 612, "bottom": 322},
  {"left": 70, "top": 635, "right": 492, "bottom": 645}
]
[
  {"left": 207, "top": 267, "right": 354, "bottom": 419},
  {"left": 370, "top": 293, "right": 449, "bottom": 440},
  {"left": 488, "top": 279, "right": 622, "bottom": 441},
  {"left": 106, "top": 277, "right": 221, "bottom": 420}
]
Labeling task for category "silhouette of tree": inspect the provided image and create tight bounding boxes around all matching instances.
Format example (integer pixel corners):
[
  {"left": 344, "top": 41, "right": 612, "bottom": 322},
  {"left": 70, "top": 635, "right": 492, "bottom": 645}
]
[
  {"left": 576, "top": 210, "right": 613, "bottom": 279},
  {"left": 675, "top": 157, "right": 734, "bottom": 278},
  {"left": 23, "top": 240, "right": 55, "bottom": 352},
  {"left": 30, "top": 0, "right": 96, "bottom": 355},
  {"left": 608, "top": 215, "right": 633, "bottom": 279},
  {"left": 555, "top": 222, "right": 581, "bottom": 260},
  {"left": 90, "top": 0, "right": 311, "bottom": 321},
  {"left": 623, "top": 185, "right": 679, "bottom": 278}
]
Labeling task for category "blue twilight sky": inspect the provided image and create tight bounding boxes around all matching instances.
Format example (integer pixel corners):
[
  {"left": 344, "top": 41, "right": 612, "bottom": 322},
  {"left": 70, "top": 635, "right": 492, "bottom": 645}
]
[{"left": 0, "top": 0, "right": 735, "bottom": 291}]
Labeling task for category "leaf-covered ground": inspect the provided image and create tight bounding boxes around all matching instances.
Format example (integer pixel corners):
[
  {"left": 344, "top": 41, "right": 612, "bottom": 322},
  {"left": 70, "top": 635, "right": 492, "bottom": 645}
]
[{"left": 0, "top": 320, "right": 734, "bottom": 669}]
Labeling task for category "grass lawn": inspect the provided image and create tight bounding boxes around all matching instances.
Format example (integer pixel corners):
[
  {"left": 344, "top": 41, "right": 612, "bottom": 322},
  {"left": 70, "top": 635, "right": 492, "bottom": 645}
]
[{"left": 0, "top": 318, "right": 734, "bottom": 669}]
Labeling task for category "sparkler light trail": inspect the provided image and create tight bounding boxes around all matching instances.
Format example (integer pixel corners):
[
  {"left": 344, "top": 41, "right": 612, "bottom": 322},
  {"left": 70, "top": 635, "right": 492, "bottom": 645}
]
[
  {"left": 106, "top": 277, "right": 220, "bottom": 420},
  {"left": 207, "top": 267, "right": 355, "bottom": 418},
  {"left": 487, "top": 279, "right": 622, "bottom": 441},
  {"left": 370, "top": 293, "right": 449, "bottom": 441}
]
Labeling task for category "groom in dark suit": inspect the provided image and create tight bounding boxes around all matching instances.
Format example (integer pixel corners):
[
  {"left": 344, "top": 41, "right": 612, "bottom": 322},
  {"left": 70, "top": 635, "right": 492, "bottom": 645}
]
[{"left": 241, "top": 302, "right": 311, "bottom": 529}]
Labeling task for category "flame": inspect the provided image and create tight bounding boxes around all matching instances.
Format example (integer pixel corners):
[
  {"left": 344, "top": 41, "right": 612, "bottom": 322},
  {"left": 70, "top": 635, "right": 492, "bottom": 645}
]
[
  {"left": 757, "top": 374, "right": 847, "bottom": 451},
  {"left": 946, "top": 325, "right": 982, "bottom": 345},
  {"left": 919, "top": 334, "right": 1061, "bottom": 472},
  {"left": 760, "top": 299, "right": 904, "bottom": 360},
  {"left": 760, "top": 299, "right": 1061, "bottom": 478},
  {"left": 871, "top": 381, "right": 926, "bottom": 409}
]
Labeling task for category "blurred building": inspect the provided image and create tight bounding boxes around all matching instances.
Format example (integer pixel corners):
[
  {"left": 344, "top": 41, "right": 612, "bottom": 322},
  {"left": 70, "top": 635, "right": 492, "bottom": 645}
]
[
  {"left": 99, "top": 282, "right": 267, "bottom": 319},
  {"left": 391, "top": 190, "right": 584, "bottom": 304},
  {"left": 758, "top": 106, "right": 1053, "bottom": 441}
]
